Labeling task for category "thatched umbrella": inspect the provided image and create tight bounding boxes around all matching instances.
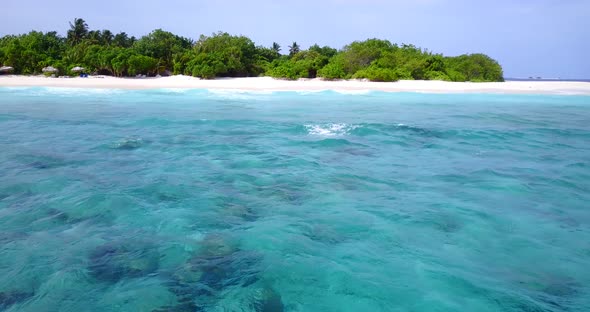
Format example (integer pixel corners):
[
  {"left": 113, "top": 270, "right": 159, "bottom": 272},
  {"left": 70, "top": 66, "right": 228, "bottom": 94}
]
[
  {"left": 71, "top": 66, "right": 85, "bottom": 73},
  {"left": 42, "top": 66, "right": 58, "bottom": 73},
  {"left": 0, "top": 66, "right": 14, "bottom": 73}
]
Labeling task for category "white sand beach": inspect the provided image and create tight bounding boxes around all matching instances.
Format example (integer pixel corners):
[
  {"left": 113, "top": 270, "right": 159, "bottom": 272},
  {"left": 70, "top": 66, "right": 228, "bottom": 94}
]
[{"left": 0, "top": 75, "right": 589, "bottom": 95}]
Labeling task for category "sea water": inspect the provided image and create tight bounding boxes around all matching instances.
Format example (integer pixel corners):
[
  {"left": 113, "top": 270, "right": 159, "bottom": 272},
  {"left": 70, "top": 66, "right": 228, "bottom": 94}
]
[{"left": 0, "top": 87, "right": 589, "bottom": 312}]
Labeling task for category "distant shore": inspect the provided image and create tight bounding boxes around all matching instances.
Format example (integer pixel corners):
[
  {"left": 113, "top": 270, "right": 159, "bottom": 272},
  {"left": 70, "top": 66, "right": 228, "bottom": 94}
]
[{"left": 0, "top": 75, "right": 589, "bottom": 95}]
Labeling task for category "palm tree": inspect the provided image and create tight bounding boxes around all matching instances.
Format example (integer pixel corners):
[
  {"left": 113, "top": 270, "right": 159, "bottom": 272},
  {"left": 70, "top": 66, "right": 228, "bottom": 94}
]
[
  {"left": 272, "top": 42, "right": 281, "bottom": 53},
  {"left": 113, "top": 32, "right": 130, "bottom": 47},
  {"left": 67, "top": 18, "right": 89, "bottom": 46},
  {"left": 288, "top": 42, "right": 300, "bottom": 57},
  {"left": 87, "top": 30, "right": 102, "bottom": 43},
  {"left": 101, "top": 30, "right": 113, "bottom": 45}
]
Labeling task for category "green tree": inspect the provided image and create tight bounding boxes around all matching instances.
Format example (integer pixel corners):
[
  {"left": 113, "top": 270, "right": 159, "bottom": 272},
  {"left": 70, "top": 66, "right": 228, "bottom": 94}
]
[
  {"left": 318, "top": 59, "right": 347, "bottom": 80},
  {"left": 353, "top": 65, "right": 399, "bottom": 82},
  {"left": 309, "top": 44, "right": 337, "bottom": 59},
  {"left": 110, "top": 49, "right": 134, "bottom": 77},
  {"left": 272, "top": 42, "right": 281, "bottom": 53},
  {"left": 87, "top": 30, "right": 102, "bottom": 43},
  {"left": 133, "top": 29, "right": 192, "bottom": 71},
  {"left": 256, "top": 45, "right": 280, "bottom": 62},
  {"left": 81, "top": 44, "right": 104, "bottom": 72},
  {"left": 64, "top": 40, "right": 93, "bottom": 66},
  {"left": 329, "top": 38, "right": 394, "bottom": 75},
  {"left": 101, "top": 30, "right": 113, "bottom": 46},
  {"left": 128, "top": 55, "right": 158, "bottom": 76},
  {"left": 267, "top": 49, "right": 330, "bottom": 79},
  {"left": 266, "top": 58, "right": 299, "bottom": 80},
  {"left": 113, "top": 32, "right": 136, "bottom": 48},
  {"left": 188, "top": 32, "right": 259, "bottom": 78},
  {"left": 0, "top": 31, "right": 66, "bottom": 74},
  {"left": 67, "top": 18, "right": 89, "bottom": 46},
  {"left": 445, "top": 54, "right": 504, "bottom": 82},
  {"left": 113, "top": 32, "right": 128, "bottom": 47},
  {"left": 0, "top": 18, "right": 505, "bottom": 81},
  {"left": 288, "top": 42, "right": 300, "bottom": 57}
]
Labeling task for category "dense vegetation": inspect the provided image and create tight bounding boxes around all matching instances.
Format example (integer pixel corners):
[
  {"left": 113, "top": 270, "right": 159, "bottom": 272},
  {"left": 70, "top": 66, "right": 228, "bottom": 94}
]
[{"left": 0, "top": 18, "right": 504, "bottom": 82}]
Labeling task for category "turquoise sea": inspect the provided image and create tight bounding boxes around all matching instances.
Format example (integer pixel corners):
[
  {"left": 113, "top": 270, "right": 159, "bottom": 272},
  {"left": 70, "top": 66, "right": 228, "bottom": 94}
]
[{"left": 0, "top": 87, "right": 589, "bottom": 312}]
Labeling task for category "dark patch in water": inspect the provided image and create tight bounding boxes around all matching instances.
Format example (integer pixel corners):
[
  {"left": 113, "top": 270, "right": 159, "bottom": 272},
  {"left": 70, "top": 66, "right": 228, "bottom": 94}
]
[
  {"left": 394, "top": 124, "right": 443, "bottom": 138},
  {"left": 185, "top": 250, "right": 261, "bottom": 292},
  {"left": 134, "top": 182, "right": 196, "bottom": 204},
  {"left": 305, "top": 224, "right": 346, "bottom": 244},
  {"left": 537, "top": 278, "right": 579, "bottom": 309},
  {"left": 331, "top": 174, "right": 362, "bottom": 191},
  {"left": 341, "top": 147, "right": 375, "bottom": 157},
  {"left": 0, "top": 231, "right": 29, "bottom": 243},
  {"left": 152, "top": 297, "right": 204, "bottom": 312},
  {"left": 26, "top": 207, "right": 77, "bottom": 229},
  {"left": 256, "top": 185, "right": 307, "bottom": 205},
  {"left": 435, "top": 274, "right": 550, "bottom": 312},
  {"left": 18, "top": 154, "right": 68, "bottom": 169},
  {"left": 433, "top": 214, "right": 462, "bottom": 233},
  {"left": 158, "top": 192, "right": 180, "bottom": 202},
  {"left": 423, "top": 143, "right": 443, "bottom": 149},
  {"left": 310, "top": 138, "right": 355, "bottom": 148},
  {"left": 250, "top": 288, "right": 285, "bottom": 312},
  {"left": 566, "top": 162, "right": 586, "bottom": 168},
  {"left": 46, "top": 208, "right": 71, "bottom": 223},
  {"left": 167, "top": 234, "right": 262, "bottom": 306},
  {"left": 31, "top": 161, "right": 56, "bottom": 169},
  {"left": 199, "top": 233, "right": 239, "bottom": 258},
  {"left": 111, "top": 137, "right": 146, "bottom": 150},
  {"left": 88, "top": 241, "right": 159, "bottom": 283},
  {"left": 494, "top": 295, "right": 550, "bottom": 312},
  {"left": 46, "top": 206, "right": 112, "bottom": 227},
  {"left": 222, "top": 204, "right": 258, "bottom": 223},
  {"left": 0, "top": 290, "right": 34, "bottom": 310},
  {"left": 511, "top": 275, "right": 580, "bottom": 311},
  {"left": 277, "top": 189, "right": 306, "bottom": 204},
  {"left": 542, "top": 280, "right": 578, "bottom": 298}
]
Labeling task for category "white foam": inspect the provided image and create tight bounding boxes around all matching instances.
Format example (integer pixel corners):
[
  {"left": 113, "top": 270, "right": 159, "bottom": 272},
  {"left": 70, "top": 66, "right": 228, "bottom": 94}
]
[
  {"left": 207, "top": 89, "right": 274, "bottom": 95},
  {"left": 36, "top": 87, "right": 122, "bottom": 96},
  {"left": 187, "top": 232, "right": 205, "bottom": 241},
  {"left": 295, "top": 90, "right": 328, "bottom": 95},
  {"left": 0, "top": 87, "right": 31, "bottom": 91},
  {"left": 158, "top": 88, "right": 192, "bottom": 93},
  {"left": 305, "top": 123, "right": 360, "bottom": 136},
  {"left": 206, "top": 89, "right": 275, "bottom": 100},
  {"left": 333, "top": 89, "right": 372, "bottom": 95}
]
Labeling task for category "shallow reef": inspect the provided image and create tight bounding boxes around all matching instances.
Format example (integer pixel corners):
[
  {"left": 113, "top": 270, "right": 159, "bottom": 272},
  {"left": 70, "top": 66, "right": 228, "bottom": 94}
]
[
  {"left": 161, "top": 233, "right": 279, "bottom": 310},
  {"left": 0, "top": 290, "right": 35, "bottom": 310},
  {"left": 88, "top": 240, "right": 160, "bottom": 283},
  {"left": 249, "top": 287, "right": 285, "bottom": 312}
]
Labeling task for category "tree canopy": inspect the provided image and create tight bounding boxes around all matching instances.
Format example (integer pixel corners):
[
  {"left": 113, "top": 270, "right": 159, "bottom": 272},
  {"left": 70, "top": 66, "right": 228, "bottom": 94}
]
[{"left": 0, "top": 18, "right": 504, "bottom": 82}]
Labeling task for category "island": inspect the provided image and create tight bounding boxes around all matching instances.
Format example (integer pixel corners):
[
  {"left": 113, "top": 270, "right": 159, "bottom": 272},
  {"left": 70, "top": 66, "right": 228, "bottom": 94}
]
[{"left": 0, "top": 18, "right": 504, "bottom": 82}]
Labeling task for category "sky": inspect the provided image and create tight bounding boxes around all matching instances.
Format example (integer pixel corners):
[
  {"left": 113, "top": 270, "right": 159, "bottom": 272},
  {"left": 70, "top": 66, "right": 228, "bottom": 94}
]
[{"left": 1, "top": 0, "right": 589, "bottom": 78}]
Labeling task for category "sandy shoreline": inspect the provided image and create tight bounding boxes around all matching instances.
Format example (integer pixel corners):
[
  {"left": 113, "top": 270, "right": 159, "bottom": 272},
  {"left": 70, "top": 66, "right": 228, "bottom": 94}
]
[{"left": 0, "top": 75, "right": 589, "bottom": 95}]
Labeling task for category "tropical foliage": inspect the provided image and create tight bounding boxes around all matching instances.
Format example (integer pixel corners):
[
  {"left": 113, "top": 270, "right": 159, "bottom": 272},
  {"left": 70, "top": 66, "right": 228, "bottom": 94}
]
[{"left": 0, "top": 18, "right": 504, "bottom": 81}]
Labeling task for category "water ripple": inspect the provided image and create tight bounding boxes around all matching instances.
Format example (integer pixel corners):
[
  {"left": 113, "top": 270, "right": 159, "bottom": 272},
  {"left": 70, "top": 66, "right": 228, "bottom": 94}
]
[{"left": 0, "top": 88, "right": 589, "bottom": 311}]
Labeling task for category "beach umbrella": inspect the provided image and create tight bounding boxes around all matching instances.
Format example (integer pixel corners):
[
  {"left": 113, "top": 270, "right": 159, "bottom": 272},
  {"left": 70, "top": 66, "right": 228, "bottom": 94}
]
[
  {"left": 0, "top": 66, "right": 14, "bottom": 72},
  {"left": 42, "top": 66, "right": 58, "bottom": 73},
  {"left": 71, "top": 66, "right": 85, "bottom": 72}
]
